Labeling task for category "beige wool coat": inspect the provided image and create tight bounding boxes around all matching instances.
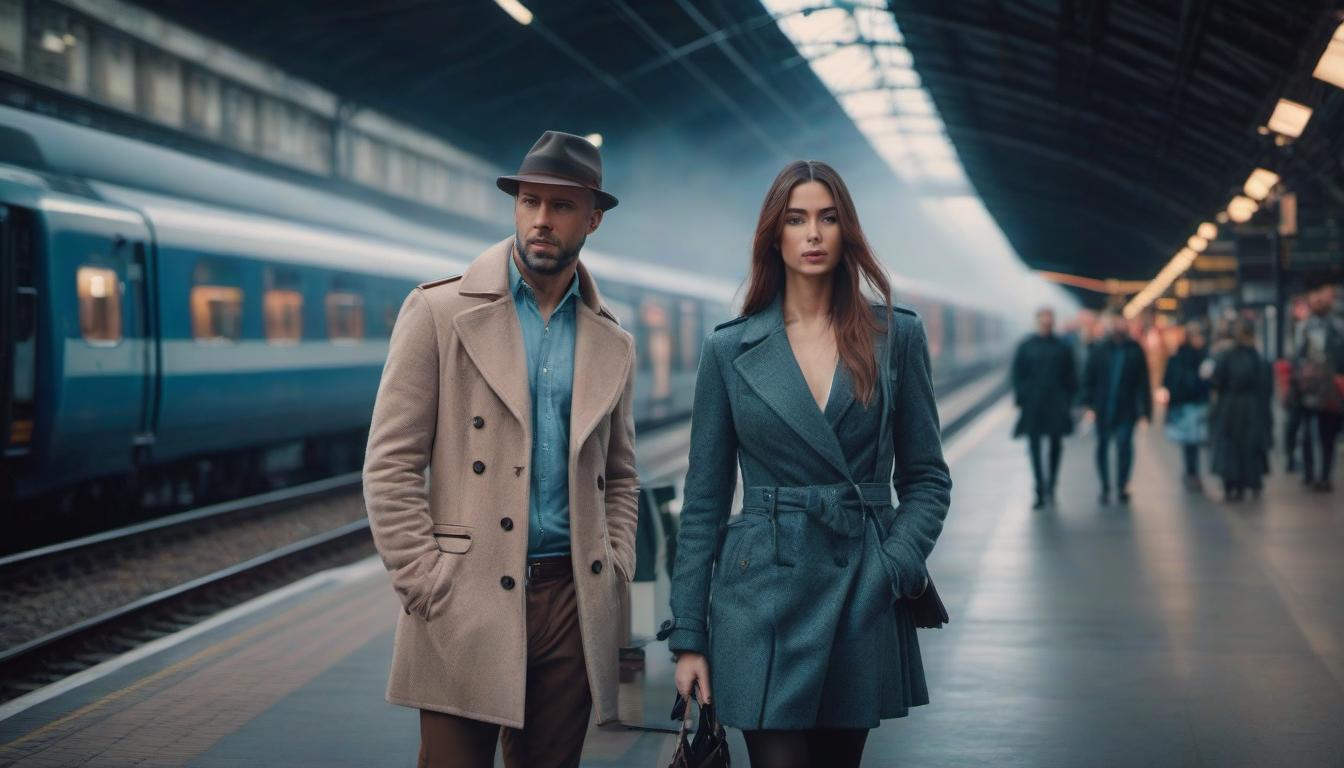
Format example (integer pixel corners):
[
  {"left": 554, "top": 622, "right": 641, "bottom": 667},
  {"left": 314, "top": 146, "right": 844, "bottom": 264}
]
[{"left": 363, "top": 238, "right": 639, "bottom": 728}]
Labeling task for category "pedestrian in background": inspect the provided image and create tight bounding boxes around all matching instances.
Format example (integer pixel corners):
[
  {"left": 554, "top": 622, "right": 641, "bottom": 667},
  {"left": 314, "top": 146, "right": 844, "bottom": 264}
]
[
  {"left": 1210, "top": 319, "right": 1273, "bottom": 501},
  {"left": 1082, "top": 312, "right": 1152, "bottom": 504},
  {"left": 1012, "top": 307, "right": 1078, "bottom": 508},
  {"left": 1163, "top": 322, "right": 1212, "bottom": 491},
  {"left": 1292, "top": 279, "right": 1344, "bottom": 493}
]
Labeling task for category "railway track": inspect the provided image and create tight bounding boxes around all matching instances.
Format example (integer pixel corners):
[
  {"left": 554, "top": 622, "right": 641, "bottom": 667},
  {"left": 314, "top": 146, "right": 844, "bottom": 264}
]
[{"left": 0, "top": 473, "right": 371, "bottom": 703}]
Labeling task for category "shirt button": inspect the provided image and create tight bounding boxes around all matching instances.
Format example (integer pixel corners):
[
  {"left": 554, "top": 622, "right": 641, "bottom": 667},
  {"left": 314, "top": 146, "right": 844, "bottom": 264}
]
[
  {"left": 472, "top": 416, "right": 485, "bottom": 429},
  {"left": 591, "top": 560, "right": 603, "bottom": 575},
  {"left": 501, "top": 576, "right": 516, "bottom": 590},
  {"left": 500, "top": 517, "right": 514, "bottom": 531},
  {"left": 597, "top": 475, "right": 605, "bottom": 491},
  {"left": 472, "top": 460, "right": 486, "bottom": 474}
]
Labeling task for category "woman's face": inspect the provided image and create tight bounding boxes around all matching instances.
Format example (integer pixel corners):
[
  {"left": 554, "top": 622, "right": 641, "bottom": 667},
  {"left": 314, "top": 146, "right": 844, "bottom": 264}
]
[{"left": 778, "top": 181, "right": 842, "bottom": 279}]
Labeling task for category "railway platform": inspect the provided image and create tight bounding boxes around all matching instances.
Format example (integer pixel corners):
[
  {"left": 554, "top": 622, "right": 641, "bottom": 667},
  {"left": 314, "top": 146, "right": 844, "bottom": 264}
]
[{"left": 2, "top": 399, "right": 1342, "bottom": 767}]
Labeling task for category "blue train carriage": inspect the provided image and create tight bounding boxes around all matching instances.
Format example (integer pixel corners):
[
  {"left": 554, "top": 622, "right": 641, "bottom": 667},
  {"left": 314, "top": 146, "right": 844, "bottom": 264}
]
[{"left": 1, "top": 166, "right": 159, "bottom": 509}]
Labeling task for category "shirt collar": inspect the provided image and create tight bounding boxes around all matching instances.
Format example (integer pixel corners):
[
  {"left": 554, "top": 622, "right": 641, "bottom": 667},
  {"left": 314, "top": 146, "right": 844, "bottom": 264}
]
[{"left": 510, "top": 252, "right": 581, "bottom": 309}]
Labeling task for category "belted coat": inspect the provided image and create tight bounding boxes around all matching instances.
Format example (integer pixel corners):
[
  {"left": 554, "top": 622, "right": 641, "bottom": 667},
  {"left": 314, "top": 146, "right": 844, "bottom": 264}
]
[
  {"left": 662, "top": 297, "right": 952, "bottom": 730},
  {"left": 362, "top": 238, "right": 639, "bottom": 728}
]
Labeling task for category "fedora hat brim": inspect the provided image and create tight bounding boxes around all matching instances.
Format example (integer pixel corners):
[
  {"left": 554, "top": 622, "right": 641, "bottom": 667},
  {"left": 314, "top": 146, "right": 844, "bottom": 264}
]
[{"left": 497, "top": 173, "right": 619, "bottom": 211}]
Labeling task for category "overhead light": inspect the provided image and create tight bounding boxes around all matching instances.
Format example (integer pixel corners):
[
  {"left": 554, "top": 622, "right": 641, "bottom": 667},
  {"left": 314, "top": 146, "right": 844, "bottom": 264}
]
[
  {"left": 494, "top": 0, "right": 533, "bottom": 25},
  {"left": 1197, "top": 222, "right": 1217, "bottom": 240},
  {"left": 1227, "top": 195, "right": 1259, "bottom": 223},
  {"left": 1266, "top": 98, "right": 1312, "bottom": 138},
  {"left": 1215, "top": 211, "right": 1229, "bottom": 224},
  {"left": 1187, "top": 235, "right": 1208, "bottom": 252},
  {"left": 584, "top": 133, "right": 603, "bottom": 148},
  {"left": 1313, "top": 21, "right": 1344, "bottom": 89},
  {"left": 1243, "top": 168, "right": 1280, "bottom": 201}
]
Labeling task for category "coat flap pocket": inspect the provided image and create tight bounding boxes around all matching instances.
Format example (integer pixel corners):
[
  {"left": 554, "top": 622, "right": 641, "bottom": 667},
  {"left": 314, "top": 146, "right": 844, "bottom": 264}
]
[{"left": 431, "top": 523, "right": 472, "bottom": 554}]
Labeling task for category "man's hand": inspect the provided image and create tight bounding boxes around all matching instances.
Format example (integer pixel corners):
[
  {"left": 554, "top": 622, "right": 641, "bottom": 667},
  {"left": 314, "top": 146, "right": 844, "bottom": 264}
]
[{"left": 674, "top": 652, "right": 712, "bottom": 705}]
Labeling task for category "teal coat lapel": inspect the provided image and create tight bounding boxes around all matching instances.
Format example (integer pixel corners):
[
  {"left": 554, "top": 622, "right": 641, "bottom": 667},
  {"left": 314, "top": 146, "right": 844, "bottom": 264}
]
[{"left": 732, "top": 298, "right": 852, "bottom": 480}]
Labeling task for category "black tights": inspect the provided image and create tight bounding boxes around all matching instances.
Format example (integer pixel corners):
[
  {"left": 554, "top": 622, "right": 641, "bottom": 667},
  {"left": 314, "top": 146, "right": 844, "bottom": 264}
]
[{"left": 742, "top": 727, "right": 869, "bottom": 768}]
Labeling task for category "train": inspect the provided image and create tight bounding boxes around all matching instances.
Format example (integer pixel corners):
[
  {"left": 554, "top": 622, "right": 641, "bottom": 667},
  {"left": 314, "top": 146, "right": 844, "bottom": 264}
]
[{"left": 0, "top": 104, "right": 1009, "bottom": 519}]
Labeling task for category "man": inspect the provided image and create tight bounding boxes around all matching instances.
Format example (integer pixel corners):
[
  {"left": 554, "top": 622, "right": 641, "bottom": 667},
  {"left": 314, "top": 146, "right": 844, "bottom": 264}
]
[
  {"left": 363, "top": 131, "right": 639, "bottom": 768},
  {"left": 1294, "top": 279, "right": 1344, "bottom": 492},
  {"left": 1082, "top": 312, "right": 1152, "bottom": 504},
  {"left": 1011, "top": 307, "right": 1078, "bottom": 509}
]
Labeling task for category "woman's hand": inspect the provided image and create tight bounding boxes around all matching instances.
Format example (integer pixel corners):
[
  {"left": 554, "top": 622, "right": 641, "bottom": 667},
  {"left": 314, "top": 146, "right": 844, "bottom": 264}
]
[{"left": 674, "top": 652, "right": 713, "bottom": 704}]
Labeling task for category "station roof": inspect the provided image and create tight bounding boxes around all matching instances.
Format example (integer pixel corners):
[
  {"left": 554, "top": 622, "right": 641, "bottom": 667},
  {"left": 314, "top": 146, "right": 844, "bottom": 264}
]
[{"left": 132, "top": 0, "right": 1343, "bottom": 295}]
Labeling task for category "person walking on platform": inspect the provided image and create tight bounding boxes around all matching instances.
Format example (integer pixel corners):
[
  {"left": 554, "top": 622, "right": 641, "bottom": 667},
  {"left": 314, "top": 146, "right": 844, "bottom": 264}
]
[
  {"left": 363, "top": 131, "right": 638, "bottom": 768},
  {"left": 661, "top": 161, "right": 952, "bottom": 768},
  {"left": 1210, "top": 319, "right": 1273, "bottom": 501},
  {"left": 1082, "top": 312, "right": 1152, "bottom": 504},
  {"left": 1163, "top": 322, "right": 1212, "bottom": 491},
  {"left": 1011, "top": 307, "right": 1078, "bottom": 509},
  {"left": 1292, "top": 279, "right": 1344, "bottom": 493}
]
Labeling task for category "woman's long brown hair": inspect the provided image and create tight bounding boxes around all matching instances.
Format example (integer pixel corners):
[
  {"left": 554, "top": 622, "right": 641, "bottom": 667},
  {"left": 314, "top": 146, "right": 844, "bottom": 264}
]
[{"left": 742, "top": 160, "right": 892, "bottom": 405}]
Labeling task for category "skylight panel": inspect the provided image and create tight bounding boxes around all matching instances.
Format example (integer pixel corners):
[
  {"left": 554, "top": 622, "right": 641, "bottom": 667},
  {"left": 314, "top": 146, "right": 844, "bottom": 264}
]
[
  {"left": 840, "top": 89, "right": 892, "bottom": 119},
  {"left": 777, "top": 7, "right": 856, "bottom": 47},
  {"left": 854, "top": 7, "right": 902, "bottom": 43},
  {"left": 810, "top": 44, "right": 880, "bottom": 92}
]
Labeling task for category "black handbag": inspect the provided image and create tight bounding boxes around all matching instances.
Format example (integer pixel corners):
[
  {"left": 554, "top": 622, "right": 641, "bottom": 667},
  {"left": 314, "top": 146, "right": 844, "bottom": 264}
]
[
  {"left": 874, "top": 306, "right": 950, "bottom": 630},
  {"left": 668, "top": 691, "right": 730, "bottom": 768}
]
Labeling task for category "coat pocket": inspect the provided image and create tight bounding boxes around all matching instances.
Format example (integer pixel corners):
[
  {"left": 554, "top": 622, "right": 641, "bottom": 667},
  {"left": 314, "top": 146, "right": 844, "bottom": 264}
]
[
  {"left": 432, "top": 523, "right": 473, "bottom": 555},
  {"left": 716, "top": 510, "right": 769, "bottom": 579}
]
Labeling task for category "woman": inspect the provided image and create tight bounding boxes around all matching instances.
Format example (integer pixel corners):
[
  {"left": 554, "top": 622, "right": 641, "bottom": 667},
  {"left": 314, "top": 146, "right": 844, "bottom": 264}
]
[
  {"left": 1210, "top": 318, "right": 1273, "bottom": 500},
  {"left": 1162, "top": 322, "right": 1212, "bottom": 490},
  {"left": 659, "top": 161, "right": 952, "bottom": 767}
]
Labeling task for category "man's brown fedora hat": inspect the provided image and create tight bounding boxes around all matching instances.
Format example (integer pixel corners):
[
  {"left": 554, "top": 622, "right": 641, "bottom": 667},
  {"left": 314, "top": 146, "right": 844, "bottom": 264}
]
[{"left": 496, "top": 130, "right": 619, "bottom": 211}]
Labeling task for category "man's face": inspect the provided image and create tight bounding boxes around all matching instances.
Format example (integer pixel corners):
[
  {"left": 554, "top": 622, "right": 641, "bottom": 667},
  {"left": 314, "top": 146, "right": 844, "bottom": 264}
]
[
  {"left": 1035, "top": 309, "right": 1054, "bottom": 336},
  {"left": 1308, "top": 285, "right": 1336, "bottom": 315},
  {"left": 513, "top": 181, "right": 602, "bottom": 275}
]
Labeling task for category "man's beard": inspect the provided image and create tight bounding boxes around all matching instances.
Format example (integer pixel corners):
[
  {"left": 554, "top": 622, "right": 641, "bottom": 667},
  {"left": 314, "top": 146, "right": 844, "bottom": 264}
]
[{"left": 516, "top": 233, "right": 584, "bottom": 275}]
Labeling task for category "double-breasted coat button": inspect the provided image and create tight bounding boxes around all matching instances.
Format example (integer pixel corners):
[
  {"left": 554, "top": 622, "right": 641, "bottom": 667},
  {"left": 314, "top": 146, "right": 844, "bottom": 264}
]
[
  {"left": 472, "top": 416, "right": 485, "bottom": 429},
  {"left": 501, "top": 575, "right": 516, "bottom": 590},
  {"left": 591, "top": 560, "right": 603, "bottom": 574},
  {"left": 500, "top": 517, "right": 514, "bottom": 531},
  {"left": 596, "top": 475, "right": 605, "bottom": 491},
  {"left": 472, "top": 460, "right": 486, "bottom": 474}
]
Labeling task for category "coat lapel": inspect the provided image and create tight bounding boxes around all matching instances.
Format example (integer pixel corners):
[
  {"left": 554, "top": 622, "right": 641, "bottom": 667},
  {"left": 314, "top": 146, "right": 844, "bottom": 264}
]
[
  {"left": 453, "top": 239, "right": 531, "bottom": 433},
  {"left": 733, "top": 298, "right": 852, "bottom": 479},
  {"left": 570, "top": 260, "right": 633, "bottom": 453}
]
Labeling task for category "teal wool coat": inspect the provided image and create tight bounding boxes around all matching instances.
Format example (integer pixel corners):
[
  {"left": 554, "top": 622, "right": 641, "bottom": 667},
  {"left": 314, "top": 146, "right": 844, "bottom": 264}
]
[{"left": 661, "top": 297, "right": 952, "bottom": 730}]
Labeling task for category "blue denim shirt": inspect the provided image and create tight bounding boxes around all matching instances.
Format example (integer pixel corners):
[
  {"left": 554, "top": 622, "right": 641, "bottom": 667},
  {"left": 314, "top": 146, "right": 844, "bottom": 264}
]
[{"left": 510, "top": 255, "right": 580, "bottom": 559}]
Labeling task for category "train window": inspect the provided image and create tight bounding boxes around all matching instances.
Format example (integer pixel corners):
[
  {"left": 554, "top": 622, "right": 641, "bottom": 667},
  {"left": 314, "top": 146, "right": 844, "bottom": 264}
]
[
  {"left": 191, "top": 285, "right": 243, "bottom": 342},
  {"left": 0, "top": 0, "right": 21, "bottom": 72},
  {"left": 679, "top": 300, "right": 700, "bottom": 370},
  {"left": 327, "top": 291, "right": 364, "bottom": 342},
  {"left": 90, "top": 28, "right": 135, "bottom": 110},
  {"left": 77, "top": 266, "right": 121, "bottom": 343},
  {"left": 264, "top": 290, "right": 303, "bottom": 343},
  {"left": 640, "top": 297, "right": 672, "bottom": 399}
]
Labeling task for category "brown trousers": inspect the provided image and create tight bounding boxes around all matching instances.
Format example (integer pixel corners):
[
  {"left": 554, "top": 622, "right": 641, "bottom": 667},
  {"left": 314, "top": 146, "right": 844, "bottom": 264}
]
[{"left": 418, "top": 567, "right": 592, "bottom": 768}]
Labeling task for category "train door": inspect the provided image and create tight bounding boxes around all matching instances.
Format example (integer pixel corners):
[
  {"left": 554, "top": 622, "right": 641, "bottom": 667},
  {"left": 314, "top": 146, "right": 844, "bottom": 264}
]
[
  {"left": 128, "top": 239, "right": 159, "bottom": 463},
  {"left": 2, "top": 205, "right": 37, "bottom": 466}
]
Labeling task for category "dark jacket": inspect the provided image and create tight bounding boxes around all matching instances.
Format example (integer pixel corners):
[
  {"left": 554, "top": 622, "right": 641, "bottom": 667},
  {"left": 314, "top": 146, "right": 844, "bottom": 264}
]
[
  {"left": 1011, "top": 333, "right": 1078, "bottom": 437},
  {"left": 1211, "top": 344, "right": 1273, "bottom": 484},
  {"left": 664, "top": 297, "right": 951, "bottom": 730},
  {"left": 1163, "top": 343, "right": 1210, "bottom": 407},
  {"left": 1083, "top": 336, "right": 1152, "bottom": 429}
]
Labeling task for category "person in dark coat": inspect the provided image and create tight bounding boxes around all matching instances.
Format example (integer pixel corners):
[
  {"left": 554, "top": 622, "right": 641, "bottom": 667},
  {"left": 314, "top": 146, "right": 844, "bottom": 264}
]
[
  {"left": 1162, "top": 322, "right": 1212, "bottom": 490},
  {"left": 1210, "top": 319, "right": 1273, "bottom": 500},
  {"left": 1292, "top": 280, "right": 1344, "bottom": 492},
  {"left": 1082, "top": 312, "right": 1152, "bottom": 504},
  {"left": 663, "top": 161, "right": 951, "bottom": 768},
  {"left": 1012, "top": 307, "right": 1078, "bottom": 508}
]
